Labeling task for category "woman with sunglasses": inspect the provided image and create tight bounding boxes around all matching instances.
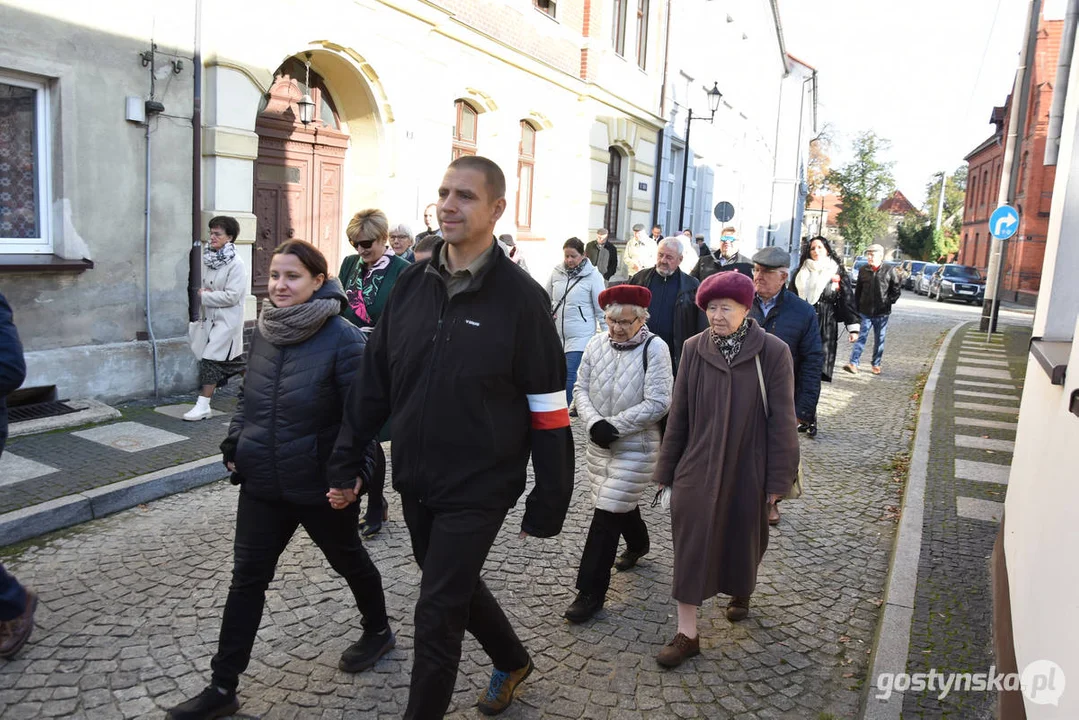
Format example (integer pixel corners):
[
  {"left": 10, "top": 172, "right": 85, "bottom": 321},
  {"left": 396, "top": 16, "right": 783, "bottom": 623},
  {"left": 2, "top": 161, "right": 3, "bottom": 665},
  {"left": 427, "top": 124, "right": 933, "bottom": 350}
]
[{"left": 338, "top": 209, "right": 408, "bottom": 538}]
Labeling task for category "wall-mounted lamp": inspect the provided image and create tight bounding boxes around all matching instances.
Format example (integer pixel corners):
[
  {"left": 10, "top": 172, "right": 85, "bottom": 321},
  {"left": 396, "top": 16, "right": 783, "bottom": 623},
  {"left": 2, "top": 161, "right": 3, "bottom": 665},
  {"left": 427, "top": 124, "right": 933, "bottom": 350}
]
[
  {"left": 678, "top": 82, "right": 723, "bottom": 230},
  {"left": 298, "top": 53, "right": 315, "bottom": 125}
]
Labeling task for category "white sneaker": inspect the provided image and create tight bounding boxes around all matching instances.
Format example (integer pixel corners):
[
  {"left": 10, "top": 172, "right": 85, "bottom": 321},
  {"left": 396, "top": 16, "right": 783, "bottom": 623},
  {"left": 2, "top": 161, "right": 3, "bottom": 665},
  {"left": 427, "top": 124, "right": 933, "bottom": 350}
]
[{"left": 183, "top": 405, "right": 213, "bottom": 421}]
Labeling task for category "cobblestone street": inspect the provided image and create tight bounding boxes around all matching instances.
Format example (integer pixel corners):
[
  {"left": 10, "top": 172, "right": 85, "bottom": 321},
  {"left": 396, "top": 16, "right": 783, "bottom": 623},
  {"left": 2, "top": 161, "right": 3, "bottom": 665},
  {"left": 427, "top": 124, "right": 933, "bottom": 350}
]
[{"left": 0, "top": 297, "right": 1031, "bottom": 719}]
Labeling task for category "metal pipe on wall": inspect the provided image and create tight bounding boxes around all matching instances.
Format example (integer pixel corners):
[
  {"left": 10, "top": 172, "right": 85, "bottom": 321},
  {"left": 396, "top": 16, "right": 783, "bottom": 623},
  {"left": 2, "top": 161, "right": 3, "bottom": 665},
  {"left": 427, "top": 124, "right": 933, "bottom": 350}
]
[
  {"left": 189, "top": 0, "right": 202, "bottom": 322},
  {"left": 1045, "top": 0, "right": 1079, "bottom": 166},
  {"left": 144, "top": 46, "right": 160, "bottom": 397}
]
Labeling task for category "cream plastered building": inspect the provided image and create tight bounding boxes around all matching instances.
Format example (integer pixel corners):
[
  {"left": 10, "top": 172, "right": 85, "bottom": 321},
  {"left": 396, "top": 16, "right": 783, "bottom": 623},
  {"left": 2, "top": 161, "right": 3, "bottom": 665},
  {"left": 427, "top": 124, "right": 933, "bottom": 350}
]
[{"left": 0, "top": 0, "right": 668, "bottom": 401}]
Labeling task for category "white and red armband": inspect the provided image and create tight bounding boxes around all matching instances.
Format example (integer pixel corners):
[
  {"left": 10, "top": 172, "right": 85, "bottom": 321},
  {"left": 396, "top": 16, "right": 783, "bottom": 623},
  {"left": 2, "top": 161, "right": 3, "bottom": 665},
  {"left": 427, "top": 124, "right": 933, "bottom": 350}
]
[{"left": 527, "top": 391, "right": 570, "bottom": 430}]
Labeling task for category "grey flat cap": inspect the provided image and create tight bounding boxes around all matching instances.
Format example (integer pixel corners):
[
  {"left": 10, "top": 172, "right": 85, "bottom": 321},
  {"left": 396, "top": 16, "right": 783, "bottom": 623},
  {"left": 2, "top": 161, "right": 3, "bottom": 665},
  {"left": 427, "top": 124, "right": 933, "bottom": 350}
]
[{"left": 752, "top": 246, "right": 791, "bottom": 268}]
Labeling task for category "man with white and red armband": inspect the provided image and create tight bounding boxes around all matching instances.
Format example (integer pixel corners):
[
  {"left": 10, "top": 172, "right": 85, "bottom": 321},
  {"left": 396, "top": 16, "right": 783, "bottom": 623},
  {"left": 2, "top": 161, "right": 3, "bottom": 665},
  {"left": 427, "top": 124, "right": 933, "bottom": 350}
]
[{"left": 327, "top": 155, "right": 574, "bottom": 719}]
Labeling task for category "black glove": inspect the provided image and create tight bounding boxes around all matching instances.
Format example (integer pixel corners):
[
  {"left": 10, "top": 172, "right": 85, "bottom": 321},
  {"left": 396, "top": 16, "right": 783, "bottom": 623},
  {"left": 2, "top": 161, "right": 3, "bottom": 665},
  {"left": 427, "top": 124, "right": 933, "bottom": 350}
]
[{"left": 589, "top": 419, "right": 620, "bottom": 449}]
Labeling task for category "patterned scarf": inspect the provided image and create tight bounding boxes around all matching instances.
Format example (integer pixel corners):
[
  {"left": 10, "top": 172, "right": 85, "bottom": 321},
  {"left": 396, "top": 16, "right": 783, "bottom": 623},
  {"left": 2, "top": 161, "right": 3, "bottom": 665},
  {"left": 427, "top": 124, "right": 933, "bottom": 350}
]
[
  {"left": 258, "top": 292, "right": 342, "bottom": 346},
  {"left": 610, "top": 325, "right": 650, "bottom": 351},
  {"left": 709, "top": 317, "right": 750, "bottom": 365},
  {"left": 564, "top": 262, "right": 585, "bottom": 279},
  {"left": 203, "top": 241, "right": 236, "bottom": 270},
  {"left": 345, "top": 248, "right": 395, "bottom": 327}
]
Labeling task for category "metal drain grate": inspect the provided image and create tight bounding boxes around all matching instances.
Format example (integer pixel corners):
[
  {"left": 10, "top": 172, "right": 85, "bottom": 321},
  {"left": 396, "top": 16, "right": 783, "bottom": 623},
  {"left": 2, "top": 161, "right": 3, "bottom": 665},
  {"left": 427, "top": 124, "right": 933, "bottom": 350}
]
[{"left": 8, "top": 401, "right": 80, "bottom": 423}]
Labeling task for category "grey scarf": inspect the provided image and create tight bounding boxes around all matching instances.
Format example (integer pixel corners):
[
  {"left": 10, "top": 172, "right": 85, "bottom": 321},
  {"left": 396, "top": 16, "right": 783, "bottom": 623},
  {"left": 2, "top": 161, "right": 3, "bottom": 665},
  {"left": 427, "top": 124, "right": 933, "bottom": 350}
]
[{"left": 258, "top": 296, "right": 341, "bottom": 345}]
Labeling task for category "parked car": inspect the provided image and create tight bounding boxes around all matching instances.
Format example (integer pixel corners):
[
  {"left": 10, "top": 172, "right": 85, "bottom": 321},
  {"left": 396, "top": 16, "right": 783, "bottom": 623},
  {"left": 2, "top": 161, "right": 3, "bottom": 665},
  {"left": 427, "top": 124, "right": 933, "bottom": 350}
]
[
  {"left": 913, "top": 264, "right": 940, "bottom": 295},
  {"left": 851, "top": 256, "right": 868, "bottom": 275},
  {"left": 929, "top": 264, "right": 986, "bottom": 304},
  {"left": 898, "top": 260, "right": 928, "bottom": 290}
]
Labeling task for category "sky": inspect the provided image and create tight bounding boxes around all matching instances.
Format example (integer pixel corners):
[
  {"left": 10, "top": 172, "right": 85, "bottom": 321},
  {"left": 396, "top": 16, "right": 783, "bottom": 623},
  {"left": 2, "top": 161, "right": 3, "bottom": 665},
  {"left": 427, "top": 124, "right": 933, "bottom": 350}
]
[{"left": 777, "top": 0, "right": 1037, "bottom": 208}]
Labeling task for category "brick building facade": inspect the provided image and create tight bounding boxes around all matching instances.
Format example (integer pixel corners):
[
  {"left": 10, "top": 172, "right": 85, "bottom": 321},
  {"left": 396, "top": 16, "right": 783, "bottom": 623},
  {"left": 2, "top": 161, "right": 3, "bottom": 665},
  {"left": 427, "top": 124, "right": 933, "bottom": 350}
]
[{"left": 958, "top": 8, "right": 1061, "bottom": 304}]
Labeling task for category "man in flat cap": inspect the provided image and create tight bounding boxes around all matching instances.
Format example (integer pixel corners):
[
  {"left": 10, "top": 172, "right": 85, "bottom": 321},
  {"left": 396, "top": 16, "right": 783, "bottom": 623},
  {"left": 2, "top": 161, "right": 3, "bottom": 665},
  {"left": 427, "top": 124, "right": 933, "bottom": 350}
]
[
  {"left": 623, "top": 224, "right": 657, "bottom": 278},
  {"left": 748, "top": 247, "right": 823, "bottom": 524},
  {"left": 844, "top": 244, "right": 901, "bottom": 375}
]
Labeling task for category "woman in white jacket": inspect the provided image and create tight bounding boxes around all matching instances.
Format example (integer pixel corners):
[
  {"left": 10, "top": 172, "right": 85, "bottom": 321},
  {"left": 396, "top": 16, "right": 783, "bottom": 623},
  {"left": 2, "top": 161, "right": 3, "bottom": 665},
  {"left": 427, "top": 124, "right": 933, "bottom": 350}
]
[
  {"left": 184, "top": 216, "right": 248, "bottom": 421},
  {"left": 564, "top": 284, "right": 673, "bottom": 623},
  {"left": 546, "top": 237, "right": 607, "bottom": 405}
]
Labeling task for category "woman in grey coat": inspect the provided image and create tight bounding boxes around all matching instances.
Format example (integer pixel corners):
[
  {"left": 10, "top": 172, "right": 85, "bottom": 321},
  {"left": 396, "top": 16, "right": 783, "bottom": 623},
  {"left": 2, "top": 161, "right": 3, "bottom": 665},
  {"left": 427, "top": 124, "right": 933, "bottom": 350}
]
[{"left": 185, "top": 216, "right": 248, "bottom": 421}]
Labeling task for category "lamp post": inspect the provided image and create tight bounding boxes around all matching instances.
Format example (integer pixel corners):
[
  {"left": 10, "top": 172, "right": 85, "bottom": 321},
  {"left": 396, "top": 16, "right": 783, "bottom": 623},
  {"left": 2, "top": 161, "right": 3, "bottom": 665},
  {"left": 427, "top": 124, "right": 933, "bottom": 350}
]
[{"left": 677, "top": 82, "right": 722, "bottom": 231}]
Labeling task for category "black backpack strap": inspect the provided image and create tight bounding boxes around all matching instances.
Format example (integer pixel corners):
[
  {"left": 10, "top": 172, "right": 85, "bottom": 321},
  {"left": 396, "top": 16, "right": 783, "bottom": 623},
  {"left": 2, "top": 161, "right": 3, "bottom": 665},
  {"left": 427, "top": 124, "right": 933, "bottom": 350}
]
[{"left": 642, "top": 334, "right": 656, "bottom": 375}]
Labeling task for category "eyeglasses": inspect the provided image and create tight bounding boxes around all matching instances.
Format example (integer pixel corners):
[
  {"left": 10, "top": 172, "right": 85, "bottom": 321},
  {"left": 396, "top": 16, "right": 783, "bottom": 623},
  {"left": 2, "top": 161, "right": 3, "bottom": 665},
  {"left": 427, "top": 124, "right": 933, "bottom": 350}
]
[
  {"left": 388, "top": 234, "right": 410, "bottom": 240},
  {"left": 607, "top": 318, "right": 641, "bottom": 328},
  {"left": 352, "top": 239, "right": 377, "bottom": 249}
]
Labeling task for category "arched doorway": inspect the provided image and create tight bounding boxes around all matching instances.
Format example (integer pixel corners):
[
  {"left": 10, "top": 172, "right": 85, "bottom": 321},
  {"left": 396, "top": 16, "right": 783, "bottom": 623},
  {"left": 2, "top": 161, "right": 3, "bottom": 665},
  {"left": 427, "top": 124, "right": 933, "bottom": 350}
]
[{"left": 253, "top": 58, "right": 349, "bottom": 301}]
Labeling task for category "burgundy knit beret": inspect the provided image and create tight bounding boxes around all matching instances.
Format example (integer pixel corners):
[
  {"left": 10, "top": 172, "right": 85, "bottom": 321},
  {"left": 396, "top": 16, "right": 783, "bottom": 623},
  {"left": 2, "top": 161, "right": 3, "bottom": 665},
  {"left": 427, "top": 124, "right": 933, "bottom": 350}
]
[
  {"left": 598, "top": 284, "right": 652, "bottom": 310},
  {"left": 695, "top": 270, "right": 755, "bottom": 311}
]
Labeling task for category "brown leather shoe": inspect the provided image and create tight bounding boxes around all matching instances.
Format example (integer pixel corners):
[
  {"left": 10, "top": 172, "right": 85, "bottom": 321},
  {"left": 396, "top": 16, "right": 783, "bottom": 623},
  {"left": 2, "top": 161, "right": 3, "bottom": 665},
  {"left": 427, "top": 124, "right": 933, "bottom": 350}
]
[
  {"left": 477, "top": 657, "right": 533, "bottom": 716},
  {"left": 656, "top": 632, "right": 700, "bottom": 668},
  {"left": 0, "top": 590, "right": 37, "bottom": 659},
  {"left": 843, "top": 363, "right": 858, "bottom": 374},
  {"left": 726, "top": 595, "right": 750, "bottom": 622},
  {"left": 871, "top": 365, "right": 882, "bottom": 375},
  {"left": 768, "top": 501, "right": 780, "bottom": 526}
]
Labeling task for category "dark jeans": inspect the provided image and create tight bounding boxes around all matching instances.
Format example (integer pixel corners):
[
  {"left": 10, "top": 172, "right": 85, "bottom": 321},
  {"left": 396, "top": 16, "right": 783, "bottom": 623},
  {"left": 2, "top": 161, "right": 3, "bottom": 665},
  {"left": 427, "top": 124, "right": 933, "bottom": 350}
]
[
  {"left": 210, "top": 490, "right": 388, "bottom": 691},
  {"left": 400, "top": 495, "right": 529, "bottom": 720},
  {"left": 565, "top": 351, "right": 584, "bottom": 405},
  {"left": 0, "top": 564, "right": 27, "bottom": 622},
  {"left": 575, "top": 506, "right": 649, "bottom": 597}
]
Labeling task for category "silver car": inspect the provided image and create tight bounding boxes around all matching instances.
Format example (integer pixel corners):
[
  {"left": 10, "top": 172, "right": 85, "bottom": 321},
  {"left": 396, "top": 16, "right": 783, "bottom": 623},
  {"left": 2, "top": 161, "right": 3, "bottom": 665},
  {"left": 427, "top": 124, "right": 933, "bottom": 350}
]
[{"left": 913, "top": 264, "right": 940, "bottom": 295}]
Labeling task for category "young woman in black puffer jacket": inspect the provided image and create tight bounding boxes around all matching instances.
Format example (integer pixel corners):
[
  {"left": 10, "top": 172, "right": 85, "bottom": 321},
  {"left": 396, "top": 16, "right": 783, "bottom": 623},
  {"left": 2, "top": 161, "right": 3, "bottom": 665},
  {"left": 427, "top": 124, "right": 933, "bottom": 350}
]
[{"left": 167, "top": 240, "right": 394, "bottom": 720}]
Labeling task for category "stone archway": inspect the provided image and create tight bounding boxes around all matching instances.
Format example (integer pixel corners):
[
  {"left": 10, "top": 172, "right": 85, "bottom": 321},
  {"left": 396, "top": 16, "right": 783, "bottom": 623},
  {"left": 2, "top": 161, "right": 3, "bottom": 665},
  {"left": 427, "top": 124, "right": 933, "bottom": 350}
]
[{"left": 252, "top": 58, "right": 349, "bottom": 300}]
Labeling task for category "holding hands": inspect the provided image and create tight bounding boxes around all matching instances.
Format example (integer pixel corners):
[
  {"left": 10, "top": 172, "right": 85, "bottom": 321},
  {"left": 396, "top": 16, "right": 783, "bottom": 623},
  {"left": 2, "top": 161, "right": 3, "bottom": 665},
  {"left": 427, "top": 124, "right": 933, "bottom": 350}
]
[{"left": 327, "top": 477, "right": 364, "bottom": 510}]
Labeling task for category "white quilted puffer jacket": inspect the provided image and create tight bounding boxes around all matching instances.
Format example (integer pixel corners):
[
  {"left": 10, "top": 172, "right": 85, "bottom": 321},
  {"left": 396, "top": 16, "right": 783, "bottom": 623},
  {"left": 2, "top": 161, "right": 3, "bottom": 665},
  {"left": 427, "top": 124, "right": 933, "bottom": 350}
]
[{"left": 574, "top": 332, "right": 674, "bottom": 513}]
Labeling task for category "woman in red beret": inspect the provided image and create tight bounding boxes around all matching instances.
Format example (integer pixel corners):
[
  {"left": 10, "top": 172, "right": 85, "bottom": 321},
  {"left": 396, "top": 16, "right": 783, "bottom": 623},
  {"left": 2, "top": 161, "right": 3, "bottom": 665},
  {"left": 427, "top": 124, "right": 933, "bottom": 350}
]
[
  {"left": 563, "top": 284, "right": 673, "bottom": 624},
  {"left": 652, "top": 271, "right": 799, "bottom": 668}
]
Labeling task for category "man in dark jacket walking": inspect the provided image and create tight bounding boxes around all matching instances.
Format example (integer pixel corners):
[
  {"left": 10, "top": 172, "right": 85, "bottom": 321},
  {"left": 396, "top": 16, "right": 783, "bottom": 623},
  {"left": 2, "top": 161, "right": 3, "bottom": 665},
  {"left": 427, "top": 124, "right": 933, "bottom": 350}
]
[
  {"left": 691, "top": 226, "right": 754, "bottom": 280},
  {"left": 627, "top": 237, "right": 705, "bottom": 376},
  {"left": 585, "top": 228, "right": 618, "bottom": 283},
  {"left": 328, "top": 156, "right": 574, "bottom": 719},
  {"left": 748, "top": 247, "right": 823, "bottom": 523},
  {"left": 0, "top": 292, "right": 37, "bottom": 659},
  {"left": 845, "top": 243, "right": 902, "bottom": 375}
]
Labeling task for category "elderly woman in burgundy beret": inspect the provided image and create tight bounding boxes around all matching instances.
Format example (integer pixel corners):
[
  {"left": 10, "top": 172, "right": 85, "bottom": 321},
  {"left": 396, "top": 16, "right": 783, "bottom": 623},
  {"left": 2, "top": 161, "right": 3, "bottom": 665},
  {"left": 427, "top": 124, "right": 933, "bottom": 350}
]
[
  {"left": 563, "top": 284, "right": 674, "bottom": 624},
  {"left": 652, "top": 271, "right": 799, "bottom": 669}
]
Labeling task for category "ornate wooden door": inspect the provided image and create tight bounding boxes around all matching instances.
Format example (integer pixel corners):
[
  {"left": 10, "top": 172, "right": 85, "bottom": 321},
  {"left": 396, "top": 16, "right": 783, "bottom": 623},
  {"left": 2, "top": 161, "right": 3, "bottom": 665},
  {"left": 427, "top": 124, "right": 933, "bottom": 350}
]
[{"left": 253, "top": 59, "right": 349, "bottom": 302}]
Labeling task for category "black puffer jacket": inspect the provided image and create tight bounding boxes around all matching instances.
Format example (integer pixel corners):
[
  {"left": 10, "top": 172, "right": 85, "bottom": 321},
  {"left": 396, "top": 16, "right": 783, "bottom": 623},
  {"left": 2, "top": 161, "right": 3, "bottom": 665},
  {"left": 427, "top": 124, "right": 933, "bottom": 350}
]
[{"left": 221, "top": 280, "right": 376, "bottom": 505}]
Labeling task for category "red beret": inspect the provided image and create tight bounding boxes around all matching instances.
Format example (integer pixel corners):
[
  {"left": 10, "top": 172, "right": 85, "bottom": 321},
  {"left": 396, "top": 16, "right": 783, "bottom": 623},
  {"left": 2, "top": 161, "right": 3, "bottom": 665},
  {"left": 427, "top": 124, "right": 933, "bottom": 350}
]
[
  {"left": 696, "top": 270, "right": 755, "bottom": 311},
  {"left": 598, "top": 284, "right": 652, "bottom": 310}
]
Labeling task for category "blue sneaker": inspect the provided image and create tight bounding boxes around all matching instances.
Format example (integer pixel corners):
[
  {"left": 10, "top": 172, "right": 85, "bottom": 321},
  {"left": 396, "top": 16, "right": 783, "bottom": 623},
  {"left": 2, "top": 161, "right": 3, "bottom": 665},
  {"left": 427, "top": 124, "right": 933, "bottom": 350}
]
[{"left": 476, "top": 657, "right": 533, "bottom": 716}]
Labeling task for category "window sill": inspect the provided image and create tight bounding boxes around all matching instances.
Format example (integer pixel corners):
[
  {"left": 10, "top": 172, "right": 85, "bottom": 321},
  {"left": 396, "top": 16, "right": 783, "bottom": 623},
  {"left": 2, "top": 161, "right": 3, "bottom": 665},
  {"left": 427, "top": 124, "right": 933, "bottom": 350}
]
[
  {"left": 0, "top": 254, "right": 94, "bottom": 273},
  {"left": 1029, "top": 337, "right": 1070, "bottom": 386}
]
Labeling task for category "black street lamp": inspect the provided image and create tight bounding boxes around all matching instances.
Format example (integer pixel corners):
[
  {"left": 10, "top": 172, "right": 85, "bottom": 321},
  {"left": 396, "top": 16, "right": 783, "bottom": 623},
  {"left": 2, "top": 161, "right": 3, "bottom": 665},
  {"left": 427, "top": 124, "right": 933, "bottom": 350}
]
[{"left": 677, "top": 82, "right": 722, "bottom": 231}]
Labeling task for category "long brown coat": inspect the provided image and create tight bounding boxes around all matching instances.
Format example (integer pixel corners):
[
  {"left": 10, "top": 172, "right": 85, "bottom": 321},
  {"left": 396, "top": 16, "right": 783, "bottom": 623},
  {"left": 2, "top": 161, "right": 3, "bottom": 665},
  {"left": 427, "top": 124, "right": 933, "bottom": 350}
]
[{"left": 653, "top": 320, "right": 799, "bottom": 604}]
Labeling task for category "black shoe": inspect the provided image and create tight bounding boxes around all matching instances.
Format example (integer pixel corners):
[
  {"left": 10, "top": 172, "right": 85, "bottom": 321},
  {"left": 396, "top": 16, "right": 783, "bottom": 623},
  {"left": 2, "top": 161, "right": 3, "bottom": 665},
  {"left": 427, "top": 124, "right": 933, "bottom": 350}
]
[
  {"left": 806, "top": 422, "right": 818, "bottom": 438},
  {"left": 614, "top": 547, "right": 649, "bottom": 572},
  {"left": 797, "top": 422, "right": 809, "bottom": 433},
  {"left": 359, "top": 497, "right": 388, "bottom": 538},
  {"left": 166, "top": 685, "right": 240, "bottom": 720},
  {"left": 564, "top": 592, "right": 604, "bottom": 623},
  {"left": 339, "top": 627, "right": 395, "bottom": 673}
]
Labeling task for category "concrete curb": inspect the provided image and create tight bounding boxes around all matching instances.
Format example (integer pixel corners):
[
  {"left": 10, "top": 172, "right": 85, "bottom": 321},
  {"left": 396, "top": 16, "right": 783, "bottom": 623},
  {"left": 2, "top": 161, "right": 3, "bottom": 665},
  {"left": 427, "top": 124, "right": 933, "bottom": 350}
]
[
  {"left": 0, "top": 455, "right": 226, "bottom": 547},
  {"left": 861, "top": 320, "right": 967, "bottom": 720}
]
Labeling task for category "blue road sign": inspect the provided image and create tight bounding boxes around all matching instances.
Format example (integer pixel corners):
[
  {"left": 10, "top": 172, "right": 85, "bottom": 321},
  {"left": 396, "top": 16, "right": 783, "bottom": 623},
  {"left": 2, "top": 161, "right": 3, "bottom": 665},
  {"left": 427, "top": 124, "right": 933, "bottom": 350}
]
[{"left": 989, "top": 205, "right": 1019, "bottom": 240}]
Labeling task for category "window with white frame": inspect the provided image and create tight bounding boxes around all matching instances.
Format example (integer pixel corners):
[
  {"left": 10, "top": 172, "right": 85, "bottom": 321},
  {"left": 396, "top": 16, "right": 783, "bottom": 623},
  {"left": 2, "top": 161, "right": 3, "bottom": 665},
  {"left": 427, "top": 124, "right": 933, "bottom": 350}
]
[
  {"left": 0, "top": 72, "right": 51, "bottom": 253},
  {"left": 516, "top": 121, "right": 537, "bottom": 231},
  {"left": 533, "top": 0, "right": 556, "bottom": 18}
]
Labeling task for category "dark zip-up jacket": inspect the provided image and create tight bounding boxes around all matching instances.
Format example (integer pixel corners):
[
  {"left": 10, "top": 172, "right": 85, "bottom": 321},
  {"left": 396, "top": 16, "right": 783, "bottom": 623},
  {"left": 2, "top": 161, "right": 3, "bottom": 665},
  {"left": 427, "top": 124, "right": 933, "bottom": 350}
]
[
  {"left": 220, "top": 280, "right": 378, "bottom": 505},
  {"left": 854, "top": 263, "right": 902, "bottom": 317},
  {"left": 627, "top": 268, "right": 706, "bottom": 375},
  {"left": 0, "top": 291, "right": 26, "bottom": 457},
  {"left": 327, "top": 240, "right": 574, "bottom": 537},
  {"left": 749, "top": 288, "right": 824, "bottom": 423}
]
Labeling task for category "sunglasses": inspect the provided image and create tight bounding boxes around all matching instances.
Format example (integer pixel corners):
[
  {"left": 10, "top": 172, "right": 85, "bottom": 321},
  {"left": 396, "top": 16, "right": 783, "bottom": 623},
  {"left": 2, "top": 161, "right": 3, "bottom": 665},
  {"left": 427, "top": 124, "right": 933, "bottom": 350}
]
[{"left": 353, "top": 239, "right": 377, "bottom": 249}]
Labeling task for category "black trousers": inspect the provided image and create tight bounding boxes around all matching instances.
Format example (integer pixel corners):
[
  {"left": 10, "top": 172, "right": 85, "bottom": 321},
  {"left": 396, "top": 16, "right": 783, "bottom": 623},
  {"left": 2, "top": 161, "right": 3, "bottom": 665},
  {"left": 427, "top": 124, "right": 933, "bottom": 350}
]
[
  {"left": 575, "top": 506, "right": 650, "bottom": 597},
  {"left": 363, "top": 442, "right": 387, "bottom": 525},
  {"left": 210, "top": 490, "right": 389, "bottom": 691},
  {"left": 400, "top": 495, "right": 530, "bottom": 720}
]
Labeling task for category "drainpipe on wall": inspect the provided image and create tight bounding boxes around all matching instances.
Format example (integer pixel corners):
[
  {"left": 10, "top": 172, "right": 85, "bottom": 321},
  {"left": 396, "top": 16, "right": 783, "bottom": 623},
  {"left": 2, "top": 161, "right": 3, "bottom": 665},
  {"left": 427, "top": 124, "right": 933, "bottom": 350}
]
[
  {"left": 1045, "top": 0, "right": 1079, "bottom": 166},
  {"left": 144, "top": 45, "right": 163, "bottom": 398},
  {"left": 189, "top": 0, "right": 202, "bottom": 322}
]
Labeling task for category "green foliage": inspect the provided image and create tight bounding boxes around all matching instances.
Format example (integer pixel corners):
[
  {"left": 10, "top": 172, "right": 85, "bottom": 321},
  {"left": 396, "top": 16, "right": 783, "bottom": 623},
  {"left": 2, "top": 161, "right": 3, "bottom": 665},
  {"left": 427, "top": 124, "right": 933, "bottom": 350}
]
[
  {"left": 806, "top": 123, "right": 834, "bottom": 208},
  {"left": 826, "top": 131, "right": 896, "bottom": 254},
  {"left": 897, "top": 214, "right": 958, "bottom": 262}
]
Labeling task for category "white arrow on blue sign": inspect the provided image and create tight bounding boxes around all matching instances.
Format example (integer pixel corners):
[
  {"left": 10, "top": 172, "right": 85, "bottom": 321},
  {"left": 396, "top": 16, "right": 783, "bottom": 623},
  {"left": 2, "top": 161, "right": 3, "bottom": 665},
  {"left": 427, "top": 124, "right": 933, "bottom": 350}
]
[{"left": 989, "top": 205, "right": 1019, "bottom": 239}]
